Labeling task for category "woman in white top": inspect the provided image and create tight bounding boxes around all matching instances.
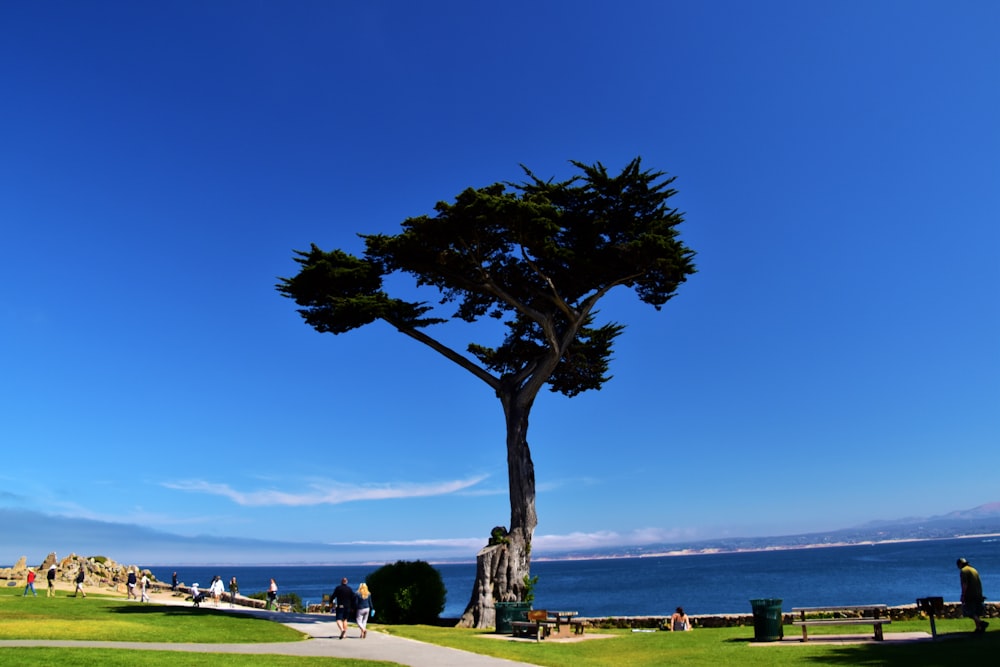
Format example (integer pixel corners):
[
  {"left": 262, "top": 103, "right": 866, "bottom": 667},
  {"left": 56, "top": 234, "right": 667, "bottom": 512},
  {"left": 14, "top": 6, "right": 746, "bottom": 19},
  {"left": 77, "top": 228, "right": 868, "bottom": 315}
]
[{"left": 210, "top": 576, "right": 225, "bottom": 606}]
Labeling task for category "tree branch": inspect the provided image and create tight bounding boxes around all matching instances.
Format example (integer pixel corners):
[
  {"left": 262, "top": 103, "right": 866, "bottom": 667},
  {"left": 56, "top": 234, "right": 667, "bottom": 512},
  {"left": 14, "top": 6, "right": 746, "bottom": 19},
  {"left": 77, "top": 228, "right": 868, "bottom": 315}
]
[
  {"left": 518, "top": 245, "right": 577, "bottom": 320},
  {"left": 385, "top": 317, "right": 501, "bottom": 391}
]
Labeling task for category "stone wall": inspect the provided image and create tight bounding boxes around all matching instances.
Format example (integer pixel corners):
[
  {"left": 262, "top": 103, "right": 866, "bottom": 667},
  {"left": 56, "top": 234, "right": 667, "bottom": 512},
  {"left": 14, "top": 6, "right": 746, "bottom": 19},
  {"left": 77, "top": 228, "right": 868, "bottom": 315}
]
[{"left": 578, "top": 601, "right": 999, "bottom": 630}]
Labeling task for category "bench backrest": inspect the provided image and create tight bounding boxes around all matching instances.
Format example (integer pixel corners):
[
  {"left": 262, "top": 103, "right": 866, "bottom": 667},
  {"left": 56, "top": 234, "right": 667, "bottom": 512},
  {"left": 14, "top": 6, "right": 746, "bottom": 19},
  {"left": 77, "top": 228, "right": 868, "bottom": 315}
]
[{"left": 527, "top": 610, "right": 548, "bottom": 621}]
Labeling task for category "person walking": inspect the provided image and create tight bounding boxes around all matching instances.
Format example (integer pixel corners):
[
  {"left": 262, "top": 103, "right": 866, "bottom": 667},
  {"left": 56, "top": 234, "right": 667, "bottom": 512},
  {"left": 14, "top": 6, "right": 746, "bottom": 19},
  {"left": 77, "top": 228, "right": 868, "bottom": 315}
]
[
  {"left": 355, "top": 582, "right": 374, "bottom": 639},
  {"left": 266, "top": 578, "right": 278, "bottom": 610},
  {"left": 171, "top": 571, "right": 178, "bottom": 591},
  {"left": 127, "top": 569, "right": 138, "bottom": 600},
  {"left": 331, "top": 577, "right": 354, "bottom": 639},
  {"left": 228, "top": 576, "right": 239, "bottom": 607},
  {"left": 73, "top": 568, "right": 86, "bottom": 597},
  {"left": 46, "top": 564, "right": 57, "bottom": 597},
  {"left": 23, "top": 569, "right": 37, "bottom": 597},
  {"left": 210, "top": 575, "right": 224, "bottom": 607},
  {"left": 957, "top": 558, "right": 989, "bottom": 633}
]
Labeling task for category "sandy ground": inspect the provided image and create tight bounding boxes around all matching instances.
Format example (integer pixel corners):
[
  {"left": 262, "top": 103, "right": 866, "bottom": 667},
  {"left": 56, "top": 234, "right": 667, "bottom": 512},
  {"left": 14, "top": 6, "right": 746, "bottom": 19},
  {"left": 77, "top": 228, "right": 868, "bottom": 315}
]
[{"left": 18, "top": 575, "right": 222, "bottom": 606}]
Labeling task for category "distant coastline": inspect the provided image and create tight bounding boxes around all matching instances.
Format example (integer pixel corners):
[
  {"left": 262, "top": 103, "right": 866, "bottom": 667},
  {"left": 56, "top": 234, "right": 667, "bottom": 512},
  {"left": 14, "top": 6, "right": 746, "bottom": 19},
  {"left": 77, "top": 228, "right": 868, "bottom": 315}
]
[
  {"left": 149, "top": 532, "right": 1000, "bottom": 567},
  {"left": 6, "top": 533, "right": 999, "bottom": 570},
  {"left": 530, "top": 532, "right": 1000, "bottom": 564}
]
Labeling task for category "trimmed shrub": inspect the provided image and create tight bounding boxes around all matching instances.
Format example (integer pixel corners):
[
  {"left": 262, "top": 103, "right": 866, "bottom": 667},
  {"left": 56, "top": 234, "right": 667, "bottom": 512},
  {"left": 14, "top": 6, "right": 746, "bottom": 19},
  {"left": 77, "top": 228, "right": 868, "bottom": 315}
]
[
  {"left": 249, "top": 590, "right": 302, "bottom": 611},
  {"left": 366, "top": 560, "right": 446, "bottom": 624}
]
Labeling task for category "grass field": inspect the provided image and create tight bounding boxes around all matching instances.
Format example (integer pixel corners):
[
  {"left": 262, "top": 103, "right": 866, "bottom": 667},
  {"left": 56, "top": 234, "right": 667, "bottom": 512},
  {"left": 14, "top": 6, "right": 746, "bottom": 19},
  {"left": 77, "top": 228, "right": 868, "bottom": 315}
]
[{"left": 2, "top": 587, "right": 996, "bottom": 666}]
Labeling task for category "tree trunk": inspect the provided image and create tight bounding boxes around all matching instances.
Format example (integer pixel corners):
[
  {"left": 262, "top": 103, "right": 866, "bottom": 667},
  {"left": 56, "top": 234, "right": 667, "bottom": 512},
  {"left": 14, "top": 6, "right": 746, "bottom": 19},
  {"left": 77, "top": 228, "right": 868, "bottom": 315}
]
[{"left": 457, "top": 395, "right": 537, "bottom": 628}]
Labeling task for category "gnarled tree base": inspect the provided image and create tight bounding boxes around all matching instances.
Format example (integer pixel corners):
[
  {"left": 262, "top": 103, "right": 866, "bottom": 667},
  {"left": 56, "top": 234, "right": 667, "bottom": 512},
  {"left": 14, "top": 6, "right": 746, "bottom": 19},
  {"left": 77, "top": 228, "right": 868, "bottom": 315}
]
[{"left": 456, "top": 527, "right": 530, "bottom": 628}]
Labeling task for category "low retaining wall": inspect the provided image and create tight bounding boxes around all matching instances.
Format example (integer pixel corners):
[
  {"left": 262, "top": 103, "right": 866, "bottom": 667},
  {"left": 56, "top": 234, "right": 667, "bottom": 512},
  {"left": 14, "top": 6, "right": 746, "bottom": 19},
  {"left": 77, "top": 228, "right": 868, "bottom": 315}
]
[
  {"left": 173, "top": 584, "right": 268, "bottom": 609},
  {"left": 575, "top": 601, "right": 999, "bottom": 630}
]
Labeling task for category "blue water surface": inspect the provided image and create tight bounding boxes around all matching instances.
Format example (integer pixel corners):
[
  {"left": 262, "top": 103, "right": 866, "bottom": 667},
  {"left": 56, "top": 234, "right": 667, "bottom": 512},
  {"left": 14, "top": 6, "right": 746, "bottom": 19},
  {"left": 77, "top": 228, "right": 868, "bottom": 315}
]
[{"left": 149, "top": 536, "right": 999, "bottom": 618}]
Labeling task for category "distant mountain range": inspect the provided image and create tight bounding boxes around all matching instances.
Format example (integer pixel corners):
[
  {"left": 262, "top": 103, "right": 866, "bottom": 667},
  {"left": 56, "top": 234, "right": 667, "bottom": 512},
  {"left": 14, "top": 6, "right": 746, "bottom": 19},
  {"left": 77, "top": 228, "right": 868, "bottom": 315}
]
[{"left": 538, "top": 502, "right": 1000, "bottom": 561}]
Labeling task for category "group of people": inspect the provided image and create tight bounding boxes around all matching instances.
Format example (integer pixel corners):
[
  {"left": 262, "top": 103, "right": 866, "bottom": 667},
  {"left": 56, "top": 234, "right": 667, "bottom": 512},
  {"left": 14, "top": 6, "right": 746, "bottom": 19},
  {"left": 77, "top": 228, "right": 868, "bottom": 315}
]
[
  {"left": 125, "top": 568, "right": 151, "bottom": 602},
  {"left": 21, "top": 564, "right": 140, "bottom": 600},
  {"left": 330, "top": 577, "right": 375, "bottom": 639},
  {"left": 22, "top": 564, "right": 86, "bottom": 598},
  {"left": 190, "top": 575, "right": 240, "bottom": 607}
]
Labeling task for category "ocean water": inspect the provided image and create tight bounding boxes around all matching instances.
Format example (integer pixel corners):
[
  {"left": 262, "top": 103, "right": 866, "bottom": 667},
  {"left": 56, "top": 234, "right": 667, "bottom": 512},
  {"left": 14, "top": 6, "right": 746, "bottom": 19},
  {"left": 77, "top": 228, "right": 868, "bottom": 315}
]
[{"left": 148, "top": 536, "right": 999, "bottom": 618}]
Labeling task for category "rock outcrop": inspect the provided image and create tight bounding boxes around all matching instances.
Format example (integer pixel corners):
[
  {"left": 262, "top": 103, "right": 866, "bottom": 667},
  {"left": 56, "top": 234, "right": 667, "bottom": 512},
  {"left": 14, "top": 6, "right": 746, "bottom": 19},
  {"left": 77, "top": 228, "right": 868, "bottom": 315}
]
[{"left": 0, "top": 552, "right": 158, "bottom": 587}]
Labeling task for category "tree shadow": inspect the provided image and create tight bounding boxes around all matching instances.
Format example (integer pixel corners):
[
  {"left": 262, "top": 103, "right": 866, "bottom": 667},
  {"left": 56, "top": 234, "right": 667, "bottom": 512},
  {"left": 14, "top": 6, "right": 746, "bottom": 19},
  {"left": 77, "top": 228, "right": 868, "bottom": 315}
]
[
  {"left": 794, "top": 631, "right": 997, "bottom": 665},
  {"left": 108, "top": 603, "right": 338, "bottom": 627}
]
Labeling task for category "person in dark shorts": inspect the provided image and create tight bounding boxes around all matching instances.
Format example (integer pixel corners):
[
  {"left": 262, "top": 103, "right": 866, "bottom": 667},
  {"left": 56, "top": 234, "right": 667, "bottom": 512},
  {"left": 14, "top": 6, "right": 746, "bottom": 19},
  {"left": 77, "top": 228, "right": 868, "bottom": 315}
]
[
  {"left": 957, "top": 558, "right": 989, "bottom": 633},
  {"left": 331, "top": 577, "right": 355, "bottom": 639}
]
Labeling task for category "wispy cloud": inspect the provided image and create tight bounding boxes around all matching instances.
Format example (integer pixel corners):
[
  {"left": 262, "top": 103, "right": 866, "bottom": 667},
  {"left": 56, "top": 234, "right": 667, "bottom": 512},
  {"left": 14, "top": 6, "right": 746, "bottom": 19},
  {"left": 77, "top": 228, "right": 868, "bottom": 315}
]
[
  {"left": 162, "top": 475, "right": 489, "bottom": 507},
  {"left": 532, "top": 527, "right": 699, "bottom": 552},
  {"left": 321, "top": 528, "right": 698, "bottom": 556},
  {"left": 330, "top": 537, "right": 486, "bottom": 550}
]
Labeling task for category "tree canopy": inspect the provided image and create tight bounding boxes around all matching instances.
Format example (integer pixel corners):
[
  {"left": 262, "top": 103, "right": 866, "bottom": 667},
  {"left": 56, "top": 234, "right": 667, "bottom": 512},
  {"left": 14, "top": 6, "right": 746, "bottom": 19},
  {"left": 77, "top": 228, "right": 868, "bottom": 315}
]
[{"left": 278, "top": 158, "right": 696, "bottom": 400}]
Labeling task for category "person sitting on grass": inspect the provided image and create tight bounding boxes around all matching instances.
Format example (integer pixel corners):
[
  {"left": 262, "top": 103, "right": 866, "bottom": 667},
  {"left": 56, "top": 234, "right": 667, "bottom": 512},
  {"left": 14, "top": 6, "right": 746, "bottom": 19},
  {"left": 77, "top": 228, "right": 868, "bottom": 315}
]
[{"left": 670, "top": 606, "right": 692, "bottom": 631}]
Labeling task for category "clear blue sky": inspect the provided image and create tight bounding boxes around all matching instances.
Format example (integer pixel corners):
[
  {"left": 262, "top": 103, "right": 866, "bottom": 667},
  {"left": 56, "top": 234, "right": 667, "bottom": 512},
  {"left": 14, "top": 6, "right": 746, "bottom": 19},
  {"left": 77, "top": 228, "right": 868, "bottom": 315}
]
[{"left": 2, "top": 0, "right": 998, "bottom": 566}]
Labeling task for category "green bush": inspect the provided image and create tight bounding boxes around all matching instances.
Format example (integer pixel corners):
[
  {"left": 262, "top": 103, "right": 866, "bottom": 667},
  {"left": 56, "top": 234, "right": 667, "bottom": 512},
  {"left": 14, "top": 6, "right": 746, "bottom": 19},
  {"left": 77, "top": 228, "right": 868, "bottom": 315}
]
[
  {"left": 248, "top": 590, "right": 302, "bottom": 611},
  {"left": 366, "top": 560, "right": 446, "bottom": 624}
]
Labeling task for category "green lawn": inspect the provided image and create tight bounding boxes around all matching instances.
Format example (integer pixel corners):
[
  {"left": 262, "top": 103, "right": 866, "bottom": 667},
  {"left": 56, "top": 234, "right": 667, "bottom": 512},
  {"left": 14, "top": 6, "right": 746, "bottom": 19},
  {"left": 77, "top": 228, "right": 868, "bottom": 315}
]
[
  {"left": 0, "top": 590, "right": 302, "bottom": 642},
  {"left": 0, "top": 649, "right": 395, "bottom": 667},
  {"left": 2, "top": 588, "right": 996, "bottom": 666},
  {"left": 0, "top": 589, "right": 397, "bottom": 666},
  {"left": 380, "top": 619, "right": 998, "bottom": 666}
]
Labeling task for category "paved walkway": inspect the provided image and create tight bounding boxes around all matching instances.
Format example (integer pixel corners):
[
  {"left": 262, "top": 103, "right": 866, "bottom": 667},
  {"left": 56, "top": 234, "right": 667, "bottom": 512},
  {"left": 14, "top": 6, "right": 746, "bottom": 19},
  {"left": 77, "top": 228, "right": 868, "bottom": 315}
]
[{"left": 0, "top": 604, "right": 539, "bottom": 667}]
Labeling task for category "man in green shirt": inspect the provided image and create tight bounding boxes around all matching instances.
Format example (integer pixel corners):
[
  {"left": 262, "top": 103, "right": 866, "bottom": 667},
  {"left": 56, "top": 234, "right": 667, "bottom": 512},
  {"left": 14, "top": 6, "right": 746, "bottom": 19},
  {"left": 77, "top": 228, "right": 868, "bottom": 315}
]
[{"left": 957, "top": 558, "right": 988, "bottom": 634}]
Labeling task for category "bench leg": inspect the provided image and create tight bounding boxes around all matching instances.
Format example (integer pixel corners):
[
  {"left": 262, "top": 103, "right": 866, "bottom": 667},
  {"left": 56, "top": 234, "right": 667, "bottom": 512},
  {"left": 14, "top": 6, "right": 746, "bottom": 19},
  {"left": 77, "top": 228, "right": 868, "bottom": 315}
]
[{"left": 874, "top": 623, "right": 884, "bottom": 641}]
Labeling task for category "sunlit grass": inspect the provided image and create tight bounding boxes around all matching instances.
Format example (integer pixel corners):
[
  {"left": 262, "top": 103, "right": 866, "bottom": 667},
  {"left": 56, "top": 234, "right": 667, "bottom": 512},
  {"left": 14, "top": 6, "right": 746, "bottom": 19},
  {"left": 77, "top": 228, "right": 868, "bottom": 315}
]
[
  {"left": 0, "top": 591, "right": 302, "bottom": 643},
  {"left": 2, "top": 588, "right": 996, "bottom": 666},
  {"left": 381, "top": 619, "right": 999, "bottom": 666},
  {"left": 0, "top": 649, "right": 397, "bottom": 667}
]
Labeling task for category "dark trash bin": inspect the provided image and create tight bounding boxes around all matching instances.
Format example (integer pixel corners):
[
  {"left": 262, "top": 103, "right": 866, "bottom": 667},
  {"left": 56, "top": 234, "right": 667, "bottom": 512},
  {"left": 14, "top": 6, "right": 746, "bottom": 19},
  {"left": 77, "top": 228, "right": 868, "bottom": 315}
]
[
  {"left": 749, "top": 598, "right": 783, "bottom": 642},
  {"left": 494, "top": 601, "right": 531, "bottom": 634}
]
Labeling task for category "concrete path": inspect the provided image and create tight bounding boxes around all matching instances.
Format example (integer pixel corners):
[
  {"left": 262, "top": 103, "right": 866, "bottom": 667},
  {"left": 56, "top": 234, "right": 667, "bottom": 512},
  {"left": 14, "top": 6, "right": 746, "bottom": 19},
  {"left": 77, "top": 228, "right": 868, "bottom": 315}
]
[{"left": 0, "top": 605, "right": 539, "bottom": 667}]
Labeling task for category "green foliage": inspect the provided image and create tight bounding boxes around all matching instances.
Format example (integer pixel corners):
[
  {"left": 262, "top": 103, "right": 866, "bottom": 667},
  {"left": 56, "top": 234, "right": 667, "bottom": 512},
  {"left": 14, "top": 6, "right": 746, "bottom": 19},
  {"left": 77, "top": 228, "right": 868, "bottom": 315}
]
[
  {"left": 365, "top": 560, "right": 446, "bottom": 624},
  {"left": 91, "top": 556, "right": 108, "bottom": 564},
  {"left": 277, "top": 158, "right": 696, "bottom": 400},
  {"left": 248, "top": 591, "right": 302, "bottom": 611},
  {"left": 489, "top": 526, "right": 510, "bottom": 545},
  {"left": 522, "top": 574, "right": 539, "bottom": 604}
]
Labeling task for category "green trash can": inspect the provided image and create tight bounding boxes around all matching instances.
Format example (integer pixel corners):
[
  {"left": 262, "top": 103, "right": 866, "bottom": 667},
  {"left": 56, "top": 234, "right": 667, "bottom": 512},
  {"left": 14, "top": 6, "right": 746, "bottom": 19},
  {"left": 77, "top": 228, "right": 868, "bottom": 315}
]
[
  {"left": 749, "top": 598, "right": 783, "bottom": 641},
  {"left": 495, "top": 601, "right": 531, "bottom": 634}
]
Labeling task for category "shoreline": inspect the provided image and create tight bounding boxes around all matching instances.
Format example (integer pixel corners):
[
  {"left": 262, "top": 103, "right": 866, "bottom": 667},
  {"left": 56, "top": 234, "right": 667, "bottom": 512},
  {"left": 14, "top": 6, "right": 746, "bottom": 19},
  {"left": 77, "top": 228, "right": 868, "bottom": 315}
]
[
  {"left": 6, "top": 533, "right": 997, "bottom": 570},
  {"left": 120, "top": 532, "right": 1000, "bottom": 568}
]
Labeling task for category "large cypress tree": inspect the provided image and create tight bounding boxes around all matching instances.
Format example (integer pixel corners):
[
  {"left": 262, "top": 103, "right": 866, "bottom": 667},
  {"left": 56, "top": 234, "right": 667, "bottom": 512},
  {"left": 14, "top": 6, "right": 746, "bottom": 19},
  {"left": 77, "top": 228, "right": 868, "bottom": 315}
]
[{"left": 278, "top": 158, "right": 696, "bottom": 627}]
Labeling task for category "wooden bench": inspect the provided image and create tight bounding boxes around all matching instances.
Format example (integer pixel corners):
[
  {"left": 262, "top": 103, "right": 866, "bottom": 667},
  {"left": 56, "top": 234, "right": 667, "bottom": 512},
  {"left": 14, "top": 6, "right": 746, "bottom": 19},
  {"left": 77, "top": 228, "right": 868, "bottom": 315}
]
[
  {"left": 511, "top": 610, "right": 556, "bottom": 640},
  {"left": 547, "top": 610, "right": 585, "bottom": 636},
  {"left": 792, "top": 605, "right": 891, "bottom": 641}
]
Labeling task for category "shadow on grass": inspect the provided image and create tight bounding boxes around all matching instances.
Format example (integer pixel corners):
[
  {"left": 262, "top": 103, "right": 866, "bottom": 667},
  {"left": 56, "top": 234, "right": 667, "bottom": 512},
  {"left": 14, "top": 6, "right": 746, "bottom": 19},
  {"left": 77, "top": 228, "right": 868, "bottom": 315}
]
[
  {"left": 108, "top": 604, "right": 338, "bottom": 627},
  {"left": 793, "top": 631, "right": 998, "bottom": 666}
]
